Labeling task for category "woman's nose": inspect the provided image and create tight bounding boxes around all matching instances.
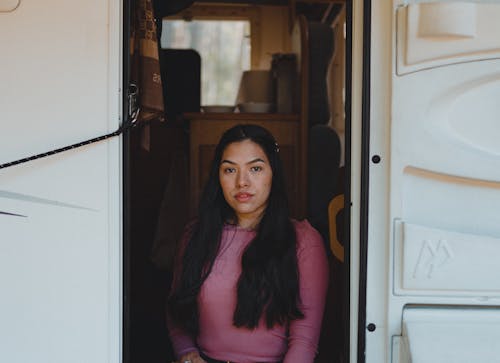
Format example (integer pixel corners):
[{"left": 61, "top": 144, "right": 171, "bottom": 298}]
[{"left": 237, "top": 171, "right": 250, "bottom": 187}]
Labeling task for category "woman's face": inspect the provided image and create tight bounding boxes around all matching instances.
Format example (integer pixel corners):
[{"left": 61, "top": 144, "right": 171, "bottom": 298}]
[{"left": 219, "top": 139, "right": 273, "bottom": 228}]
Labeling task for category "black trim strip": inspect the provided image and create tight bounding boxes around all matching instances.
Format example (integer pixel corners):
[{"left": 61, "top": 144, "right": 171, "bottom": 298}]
[
  {"left": 122, "top": 0, "right": 132, "bottom": 362},
  {"left": 344, "top": 1, "right": 353, "bottom": 362},
  {"left": 357, "top": 0, "right": 371, "bottom": 362}
]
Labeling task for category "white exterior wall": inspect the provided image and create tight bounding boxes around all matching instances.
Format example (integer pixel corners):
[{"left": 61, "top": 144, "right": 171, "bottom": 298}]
[{"left": 0, "top": 1, "right": 122, "bottom": 362}]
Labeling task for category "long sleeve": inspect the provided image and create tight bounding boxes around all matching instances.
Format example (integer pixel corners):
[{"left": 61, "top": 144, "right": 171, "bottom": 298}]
[
  {"left": 166, "top": 313, "right": 198, "bottom": 358},
  {"left": 283, "top": 222, "right": 329, "bottom": 363},
  {"left": 165, "top": 223, "right": 199, "bottom": 358}
]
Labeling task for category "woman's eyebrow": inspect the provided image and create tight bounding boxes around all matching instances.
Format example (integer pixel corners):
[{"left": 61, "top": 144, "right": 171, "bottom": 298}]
[
  {"left": 247, "top": 158, "right": 266, "bottom": 165},
  {"left": 220, "top": 158, "right": 266, "bottom": 165}
]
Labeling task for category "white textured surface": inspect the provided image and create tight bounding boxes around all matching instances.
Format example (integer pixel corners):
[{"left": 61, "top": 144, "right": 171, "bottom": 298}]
[
  {"left": 397, "top": 2, "right": 500, "bottom": 73},
  {"left": 417, "top": 3, "right": 476, "bottom": 39},
  {"left": 398, "top": 221, "right": 500, "bottom": 294},
  {"left": 0, "top": 0, "right": 19, "bottom": 12},
  {"left": 365, "top": 1, "right": 500, "bottom": 362},
  {"left": 0, "top": 0, "right": 122, "bottom": 362},
  {"left": 402, "top": 307, "right": 500, "bottom": 363}
]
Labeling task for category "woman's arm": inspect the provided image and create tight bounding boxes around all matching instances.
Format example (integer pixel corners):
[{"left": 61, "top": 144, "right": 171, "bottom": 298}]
[
  {"left": 283, "top": 224, "right": 329, "bottom": 363},
  {"left": 166, "top": 223, "right": 200, "bottom": 359},
  {"left": 166, "top": 314, "right": 199, "bottom": 359}
]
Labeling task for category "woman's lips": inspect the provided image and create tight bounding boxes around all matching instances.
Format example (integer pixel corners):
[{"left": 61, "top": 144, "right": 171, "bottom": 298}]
[{"left": 235, "top": 192, "right": 253, "bottom": 202}]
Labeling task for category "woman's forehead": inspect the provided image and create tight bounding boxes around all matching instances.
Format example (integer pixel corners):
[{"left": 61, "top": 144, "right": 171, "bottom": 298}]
[{"left": 221, "top": 140, "right": 269, "bottom": 162}]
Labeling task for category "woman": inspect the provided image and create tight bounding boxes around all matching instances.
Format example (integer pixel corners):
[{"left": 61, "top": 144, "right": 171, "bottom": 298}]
[{"left": 167, "top": 124, "right": 329, "bottom": 363}]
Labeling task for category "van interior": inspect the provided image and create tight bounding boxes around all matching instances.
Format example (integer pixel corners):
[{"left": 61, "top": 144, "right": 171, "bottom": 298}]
[{"left": 126, "top": 1, "right": 350, "bottom": 362}]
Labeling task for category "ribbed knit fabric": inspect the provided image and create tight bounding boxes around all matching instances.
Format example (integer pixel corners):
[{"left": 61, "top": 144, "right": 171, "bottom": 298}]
[{"left": 167, "top": 220, "right": 329, "bottom": 363}]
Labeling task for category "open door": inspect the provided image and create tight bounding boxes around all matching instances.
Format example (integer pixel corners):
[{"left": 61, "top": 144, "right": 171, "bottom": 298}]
[
  {"left": 354, "top": 1, "right": 500, "bottom": 362},
  {"left": 0, "top": 1, "right": 122, "bottom": 362}
]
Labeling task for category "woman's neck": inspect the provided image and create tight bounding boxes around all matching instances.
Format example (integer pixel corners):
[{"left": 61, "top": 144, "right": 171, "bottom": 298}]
[
  {"left": 238, "top": 218, "right": 258, "bottom": 230},
  {"left": 227, "top": 215, "right": 261, "bottom": 230}
]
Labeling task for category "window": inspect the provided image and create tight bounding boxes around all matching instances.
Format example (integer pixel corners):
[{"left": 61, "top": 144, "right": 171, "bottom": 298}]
[{"left": 161, "top": 19, "right": 251, "bottom": 106}]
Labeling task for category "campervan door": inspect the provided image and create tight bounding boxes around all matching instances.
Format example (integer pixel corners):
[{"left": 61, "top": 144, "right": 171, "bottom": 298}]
[
  {"left": 0, "top": 1, "right": 122, "bottom": 362},
  {"left": 355, "top": 1, "right": 500, "bottom": 362}
]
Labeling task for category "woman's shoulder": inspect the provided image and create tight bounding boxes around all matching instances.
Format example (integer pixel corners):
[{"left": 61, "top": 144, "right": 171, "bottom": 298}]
[
  {"left": 291, "top": 219, "right": 324, "bottom": 250},
  {"left": 291, "top": 218, "right": 321, "bottom": 236}
]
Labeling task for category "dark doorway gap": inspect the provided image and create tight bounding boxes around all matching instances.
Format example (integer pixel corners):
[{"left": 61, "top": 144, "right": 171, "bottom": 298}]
[{"left": 123, "top": 2, "right": 354, "bottom": 363}]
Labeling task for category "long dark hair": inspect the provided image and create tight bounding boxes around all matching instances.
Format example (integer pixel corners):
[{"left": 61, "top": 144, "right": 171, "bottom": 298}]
[{"left": 168, "top": 124, "right": 303, "bottom": 334}]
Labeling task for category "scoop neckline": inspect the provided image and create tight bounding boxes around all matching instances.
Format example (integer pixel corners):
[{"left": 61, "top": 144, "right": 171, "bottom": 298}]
[{"left": 223, "top": 223, "right": 257, "bottom": 232}]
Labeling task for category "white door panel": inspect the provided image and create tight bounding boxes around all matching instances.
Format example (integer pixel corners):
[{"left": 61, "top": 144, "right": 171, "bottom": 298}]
[
  {"left": 1, "top": 0, "right": 113, "bottom": 161},
  {"left": 364, "top": 1, "right": 500, "bottom": 362},
  {"left": 0, "top": 1, "right": 122, "bottom": 362}
]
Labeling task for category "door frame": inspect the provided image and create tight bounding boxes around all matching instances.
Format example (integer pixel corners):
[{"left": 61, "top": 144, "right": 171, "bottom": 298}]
[
  {"left": 122, "top": 0, "right": 132, "bottom": 362},
  {"left": 119, "top": 1, "right": 373, "bottom": 362},
  {"left": 349, "top": 0, "right": 372, "bottom": 361}
]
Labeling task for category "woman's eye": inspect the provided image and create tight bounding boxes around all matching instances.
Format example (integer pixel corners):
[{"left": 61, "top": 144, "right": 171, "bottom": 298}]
[
  {"left": 250, "top": 166, "right": 262, "bottom": 172},
  {"left": 223, "top": 167, "right": 236, "bottom": 174}
]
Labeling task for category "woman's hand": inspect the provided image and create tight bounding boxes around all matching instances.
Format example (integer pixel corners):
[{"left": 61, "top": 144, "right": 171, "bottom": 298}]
[{"left": 178, "top": 351, "right": 207, "bottom": 363}]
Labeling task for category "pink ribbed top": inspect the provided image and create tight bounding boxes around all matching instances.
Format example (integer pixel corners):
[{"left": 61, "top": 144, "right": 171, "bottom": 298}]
[{"left": 167, "top": 220, "right": 329, "bottom": 363}]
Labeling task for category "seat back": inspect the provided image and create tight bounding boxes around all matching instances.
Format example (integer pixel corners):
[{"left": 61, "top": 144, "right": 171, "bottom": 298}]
[{"left": 159, "top": 49, "right": 201, "bottom": 120}]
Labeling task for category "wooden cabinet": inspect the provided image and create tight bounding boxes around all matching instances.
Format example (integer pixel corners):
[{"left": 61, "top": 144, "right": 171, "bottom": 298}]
[{"left": 184, "top": 112, "right": 306, "bottom": 218}]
